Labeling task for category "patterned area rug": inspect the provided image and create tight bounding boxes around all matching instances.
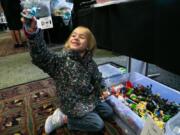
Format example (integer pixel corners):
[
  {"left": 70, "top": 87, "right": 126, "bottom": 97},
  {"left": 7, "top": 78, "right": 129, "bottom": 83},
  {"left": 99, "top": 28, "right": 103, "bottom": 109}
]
[{"left": 0, "top": 78, "right": 123, "bottom": 135}]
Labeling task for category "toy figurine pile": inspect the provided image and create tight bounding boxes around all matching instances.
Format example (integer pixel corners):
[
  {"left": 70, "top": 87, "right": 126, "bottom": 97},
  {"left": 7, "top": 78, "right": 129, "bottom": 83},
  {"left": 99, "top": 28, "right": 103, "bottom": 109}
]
[{"left": 109, "top": 81, "right": 180, "bottom": 129}]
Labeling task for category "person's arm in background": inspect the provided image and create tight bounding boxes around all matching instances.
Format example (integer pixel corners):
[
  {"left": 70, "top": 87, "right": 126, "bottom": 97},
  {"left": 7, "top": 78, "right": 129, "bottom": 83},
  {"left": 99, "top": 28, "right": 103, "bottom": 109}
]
[{"left": 23, "top": 17, "right": 64, "bottom": 79}]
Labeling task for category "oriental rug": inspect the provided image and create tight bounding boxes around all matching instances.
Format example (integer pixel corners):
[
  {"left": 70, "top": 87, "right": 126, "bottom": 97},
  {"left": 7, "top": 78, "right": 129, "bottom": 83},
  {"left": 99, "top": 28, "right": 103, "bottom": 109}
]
[{"left": 0, "top": 78, "right": 123, "bottom": 135}]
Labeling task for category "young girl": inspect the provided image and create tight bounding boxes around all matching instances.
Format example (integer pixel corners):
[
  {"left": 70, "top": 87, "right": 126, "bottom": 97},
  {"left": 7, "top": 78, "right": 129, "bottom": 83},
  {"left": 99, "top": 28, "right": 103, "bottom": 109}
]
[{"left": 23, "top": 17, "right": 112, "bottom": 134}]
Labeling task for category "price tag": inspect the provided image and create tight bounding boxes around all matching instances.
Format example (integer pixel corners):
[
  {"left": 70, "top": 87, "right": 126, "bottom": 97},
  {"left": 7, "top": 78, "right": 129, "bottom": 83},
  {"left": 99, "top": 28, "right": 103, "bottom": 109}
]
[
  {"left": 140, "top": 115, "right": 164, "bottom": 135},
  {"left": 37, "top": 16, "right": 53, "bottom": 29}
]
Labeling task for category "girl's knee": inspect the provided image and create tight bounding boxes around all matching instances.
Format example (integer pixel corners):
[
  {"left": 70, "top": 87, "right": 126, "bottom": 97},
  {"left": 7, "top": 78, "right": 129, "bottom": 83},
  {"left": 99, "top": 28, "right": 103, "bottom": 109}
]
[
  {"left": 92, "top": 117, "right": 104, "bottom": 132},
  {"left": 107, "top": 107, "right": 114, "bottom": 117},
  {"left": 103, "top": 106, "right": 114, "bottom": 119}
]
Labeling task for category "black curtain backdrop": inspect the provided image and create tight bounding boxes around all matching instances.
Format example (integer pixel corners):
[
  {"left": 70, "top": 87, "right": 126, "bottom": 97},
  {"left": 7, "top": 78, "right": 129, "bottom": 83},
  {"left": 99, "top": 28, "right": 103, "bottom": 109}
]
[{"left": 77, "top": 0, "right": 180, "bottom": 75}]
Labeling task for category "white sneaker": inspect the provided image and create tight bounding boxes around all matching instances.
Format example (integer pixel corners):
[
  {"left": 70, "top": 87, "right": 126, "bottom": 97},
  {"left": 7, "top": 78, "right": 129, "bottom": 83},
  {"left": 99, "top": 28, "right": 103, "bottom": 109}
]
[{"left": 45, "top": 108, "right": 65, "bottom": 134}]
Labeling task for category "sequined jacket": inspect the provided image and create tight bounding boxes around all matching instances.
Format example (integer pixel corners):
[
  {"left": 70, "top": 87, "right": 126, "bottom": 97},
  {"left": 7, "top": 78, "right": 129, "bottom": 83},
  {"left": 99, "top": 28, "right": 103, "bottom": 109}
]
[{"left": 28, "top": 31, "right": 105, "bottom": 117}]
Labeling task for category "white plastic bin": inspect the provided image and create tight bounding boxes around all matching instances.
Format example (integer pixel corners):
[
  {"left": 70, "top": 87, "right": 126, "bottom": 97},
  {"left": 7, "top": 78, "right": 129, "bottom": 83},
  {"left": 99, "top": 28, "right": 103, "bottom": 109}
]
[
  {"left": 98, "top": 63, "right": 126, "bottom": 87},
  {"left": 107, "top": 72, "right": 180, "bottom": 135},
  {"left": 165, "top": 112, "right": 180, "bottom": 135}
]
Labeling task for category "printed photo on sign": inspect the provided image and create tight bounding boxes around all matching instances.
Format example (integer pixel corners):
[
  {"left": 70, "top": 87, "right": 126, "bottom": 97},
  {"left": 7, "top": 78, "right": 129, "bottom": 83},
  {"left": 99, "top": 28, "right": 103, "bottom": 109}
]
[{"left": 37, "top": 16, "right": 53, "bottom": 29}]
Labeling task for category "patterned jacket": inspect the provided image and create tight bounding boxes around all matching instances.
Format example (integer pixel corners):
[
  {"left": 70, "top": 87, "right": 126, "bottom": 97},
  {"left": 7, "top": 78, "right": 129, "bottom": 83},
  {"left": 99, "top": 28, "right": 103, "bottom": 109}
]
[{"left": 28, "top": 31, "right": 105, "bottom": 117}]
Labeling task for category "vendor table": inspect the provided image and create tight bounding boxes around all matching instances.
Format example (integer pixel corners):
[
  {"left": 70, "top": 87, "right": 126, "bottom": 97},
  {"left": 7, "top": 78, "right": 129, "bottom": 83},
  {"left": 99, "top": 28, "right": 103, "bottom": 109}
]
[{"left": 77, "top": 0, "right": 180, "bottom": 75}]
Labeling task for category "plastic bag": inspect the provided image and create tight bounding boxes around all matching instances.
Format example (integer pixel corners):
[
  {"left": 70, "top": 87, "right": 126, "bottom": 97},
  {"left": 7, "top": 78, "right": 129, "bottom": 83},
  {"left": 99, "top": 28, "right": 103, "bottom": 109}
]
[
  {"left": 50, "top": 0, "right": 73, "bottom": 13},
  {"left": 21, "top": 0, "right": 51, "bottom": 19},
  {"left": 50, "top": 0, "right": 73, "bottom": 25},
  {"left": 21, "top": 0, "right": 52, "bottom": 29}
]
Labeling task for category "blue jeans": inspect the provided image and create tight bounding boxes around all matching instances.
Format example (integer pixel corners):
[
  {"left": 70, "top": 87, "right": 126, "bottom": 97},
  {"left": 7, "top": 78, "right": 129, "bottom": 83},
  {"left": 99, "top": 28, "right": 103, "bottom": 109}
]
[{"left": 67, "top": 101, "right": 114, "bottom": 132}]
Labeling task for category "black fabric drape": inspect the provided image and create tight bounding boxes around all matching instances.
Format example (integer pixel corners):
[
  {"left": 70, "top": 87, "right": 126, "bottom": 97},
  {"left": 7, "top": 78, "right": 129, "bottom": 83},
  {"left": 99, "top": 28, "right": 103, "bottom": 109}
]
[{"left": 77, "top": 0, "right": 180, "bottom": 75}]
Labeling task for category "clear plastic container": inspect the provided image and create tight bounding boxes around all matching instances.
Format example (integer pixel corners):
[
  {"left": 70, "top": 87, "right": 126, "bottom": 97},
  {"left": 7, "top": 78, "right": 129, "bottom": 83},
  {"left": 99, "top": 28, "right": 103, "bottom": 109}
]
[
  {"left": 104, "top": 72, "right": 180, "bottom": 135},
  {"left": 114, "top": 72, "right": 180, "bottom": 104},
  {"left": 98, "top": 63, "right": 126, "bottom": 87},
  {"left": 21, "top": 0, "right": 51, "bottom": 19},
  {"left": 165, "top": 112, "right": 180, "bottom": 135}
]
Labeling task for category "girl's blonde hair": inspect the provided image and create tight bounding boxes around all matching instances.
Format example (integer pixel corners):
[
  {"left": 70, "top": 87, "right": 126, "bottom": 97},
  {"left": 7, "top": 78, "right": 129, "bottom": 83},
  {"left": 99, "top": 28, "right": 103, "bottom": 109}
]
[{"left": 64, "top": 26, "right": 97, "bottom": 53}]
